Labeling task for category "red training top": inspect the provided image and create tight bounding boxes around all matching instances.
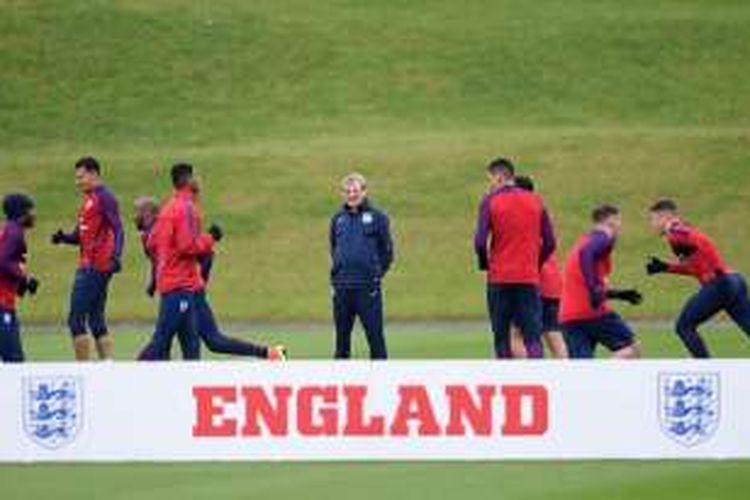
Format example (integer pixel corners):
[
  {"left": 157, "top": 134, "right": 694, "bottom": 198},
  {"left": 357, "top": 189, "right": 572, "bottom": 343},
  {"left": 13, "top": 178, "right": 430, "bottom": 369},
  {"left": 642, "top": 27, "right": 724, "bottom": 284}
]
[
  {"left": 474, "top": 186, "right": 556, "bottom": 285},
  {"left": 0, "top": 221, "right": 29, "bottom": 311},
  {"left": 77, "top": 185, "right": 124, "bottom": 273},
  {"left": 148, "top": 188, "right": 215, "bottom": 294},
  {"left": 559, "top": 230, "right": 614, "bottom": 323},
  {"left": 540, "top": 252, "right": 562, "bottom": 300},
  {"left": 663, "top": 221, "right": 732, "bottom": 285}
]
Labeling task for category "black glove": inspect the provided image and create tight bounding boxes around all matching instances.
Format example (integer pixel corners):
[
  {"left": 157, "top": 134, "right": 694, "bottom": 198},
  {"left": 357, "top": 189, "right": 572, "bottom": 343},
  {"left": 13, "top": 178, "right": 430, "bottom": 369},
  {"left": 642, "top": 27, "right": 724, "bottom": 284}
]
[
  {"left": 478, "top": 254, "right": 488, "bottom": 272},
  {"left": 146, "top": 282, "right": 156, "bottom": 298},
  {"left": 17, "top": 276, "right": 39, "bottom": 297},
  {"left": 110, "top": 257, "right": 122, "bottom": 274},
  {"left": 671, "top": 243, "right": 697, "bottom": 259},
  {"left": 51, "top": 230, "right": 65, "bottom": 245},
  {"left": 607, "top": 288, "right": 643, "bottom": 305},
  {"left": 208, "top": 223, "right": 223, "bottom": 243},
  {"left": 646, "top": 256, "right": 669, "bottom": 275}
]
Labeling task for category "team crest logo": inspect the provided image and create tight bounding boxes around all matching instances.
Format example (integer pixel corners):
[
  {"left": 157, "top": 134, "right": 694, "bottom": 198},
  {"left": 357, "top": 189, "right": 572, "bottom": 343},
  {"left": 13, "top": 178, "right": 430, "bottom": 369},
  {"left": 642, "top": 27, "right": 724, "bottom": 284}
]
[
  {"left": 23, "top": 377, "right": 83, "bottom": 450},
  {"left": 362, "top": 212, "right": 373, "bottom": 224},
  {"left": 658, "top": 372, "right": 720, "bottom": 447}
]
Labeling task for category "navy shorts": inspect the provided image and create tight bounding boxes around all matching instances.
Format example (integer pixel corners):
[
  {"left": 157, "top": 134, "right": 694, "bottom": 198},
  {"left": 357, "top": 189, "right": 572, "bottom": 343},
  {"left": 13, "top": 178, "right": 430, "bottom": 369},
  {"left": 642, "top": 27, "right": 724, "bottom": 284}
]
[
  {"left": 541, "top": 298, "right": 561, "bottom": 333},
  {"left": 562, "top": 312, "right": 636, "bottom": 359},
  {"left": 68, "top": 268, "right": 111, "bottom": 338},
  {"left": 0, "top": 308, "right": 23, "bottom": 363},
  {"left": 487, "top": 284, "right": 543, "bottom": 359}
]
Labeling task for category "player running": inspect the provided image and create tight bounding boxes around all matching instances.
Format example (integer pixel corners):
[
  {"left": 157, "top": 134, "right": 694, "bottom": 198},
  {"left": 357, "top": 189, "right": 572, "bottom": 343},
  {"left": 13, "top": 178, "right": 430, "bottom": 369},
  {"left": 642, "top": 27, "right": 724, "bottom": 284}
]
[
  {"left": 134, "top": 196, "right": 286, "bottom": 361},
  {"left": 0, "top": 194, "right": 39, "bottom": 363},
  {"left": 510, "top": 175, "right": 567, "bottom": 359},
  {"left": 559, "top": 204, "right": 643, "bottom": 359},
  {"left": 474, "top": 158, "right": 556, "bottom": 359},
  {"left": 137, "top": 163, "right": 218, "bottom": 361},
  {"left": 52, "top": 157, "right": 124, "bottom": 361},
  {"left": 646, "top": 199, "right": 750, "bottom": 357}
]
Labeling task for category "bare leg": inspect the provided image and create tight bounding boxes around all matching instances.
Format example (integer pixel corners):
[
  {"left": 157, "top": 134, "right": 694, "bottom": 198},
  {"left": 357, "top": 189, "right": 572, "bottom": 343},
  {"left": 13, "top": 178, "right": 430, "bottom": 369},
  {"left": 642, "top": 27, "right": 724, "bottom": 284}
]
[
  {"left": 543, "top": 331, "right": 569, "bottom": 359},
  {"left": 510, "top": 325, "right": 527, "bottom": 359},
  {"left": 95, "top": 334, "right": 114, "bottom": 360},
  {"left": 612, "top": 340, "right": 641, "bottom": 359},
  {"left": 73, "top": 335, "right": 93, "bottom": 361}
]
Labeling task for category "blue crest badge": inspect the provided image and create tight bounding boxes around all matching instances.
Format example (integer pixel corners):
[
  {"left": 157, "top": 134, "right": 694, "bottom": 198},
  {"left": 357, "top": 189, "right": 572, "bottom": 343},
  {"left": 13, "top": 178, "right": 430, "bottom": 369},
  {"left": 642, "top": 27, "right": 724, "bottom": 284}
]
[
  {"left": 658, "top": 372, "right": 720, "bottom": 447},
  {"left": 23, "top": 376, "right": 83, "bottom": 450}
]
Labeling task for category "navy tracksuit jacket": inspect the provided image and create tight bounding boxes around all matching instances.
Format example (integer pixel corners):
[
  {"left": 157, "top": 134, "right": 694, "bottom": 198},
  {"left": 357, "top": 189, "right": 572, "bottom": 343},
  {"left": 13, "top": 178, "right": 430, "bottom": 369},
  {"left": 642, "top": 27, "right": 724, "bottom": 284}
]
[{"left": 329, "top": 200, "right": 394, "bottom": 359}]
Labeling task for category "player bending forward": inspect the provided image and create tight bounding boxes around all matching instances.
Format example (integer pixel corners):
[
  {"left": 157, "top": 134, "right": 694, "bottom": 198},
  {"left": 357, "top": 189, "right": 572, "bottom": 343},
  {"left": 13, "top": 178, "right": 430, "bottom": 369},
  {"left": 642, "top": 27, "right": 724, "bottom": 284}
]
[
  {"left": 559, "top": 205, "right": 643, "bottom": 359},
  {"left": 647, "top": 199, "right": 750, "bottom": 357}
]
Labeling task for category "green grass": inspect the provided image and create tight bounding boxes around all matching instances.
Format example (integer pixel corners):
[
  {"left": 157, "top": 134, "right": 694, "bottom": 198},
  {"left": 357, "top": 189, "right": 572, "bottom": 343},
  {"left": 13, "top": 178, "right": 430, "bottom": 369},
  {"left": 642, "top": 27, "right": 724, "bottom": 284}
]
[
  {"left": 18, "top": 323, "right": 750, "bottom": 361},
  {"left": 1, "top": 461, "right": 749, "bottom": 500},
  {"left": 1, "top": 0, "right": 750, "bottom": 322},
  {"left": 2, "top": 2, "right": 749, "bottom": 498}
]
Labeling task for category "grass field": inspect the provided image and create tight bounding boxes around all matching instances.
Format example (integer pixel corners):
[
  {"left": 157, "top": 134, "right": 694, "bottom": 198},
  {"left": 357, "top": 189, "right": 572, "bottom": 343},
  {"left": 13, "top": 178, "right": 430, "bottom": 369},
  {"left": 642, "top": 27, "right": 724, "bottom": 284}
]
[
  {"left": 1, "top": 0, "right": 750, "bottom": 322},
  {"left": 1, "top": 461, "right": 749, "bottom": 500},
  {"left": 2, "top": 0, "right": 750, "bottom": 498},
  {"left": 14, "top": 322, "right": 750, "bottom": 361}
]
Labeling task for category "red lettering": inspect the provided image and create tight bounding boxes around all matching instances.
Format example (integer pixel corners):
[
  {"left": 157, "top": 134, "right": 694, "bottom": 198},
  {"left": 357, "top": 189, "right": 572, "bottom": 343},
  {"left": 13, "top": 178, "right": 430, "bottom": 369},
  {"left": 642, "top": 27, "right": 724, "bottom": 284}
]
[
  {"left": 343, "top": 386, "right": 385, "bottom": 436},
  {"left": 241, "top": 386, "right": 292, "bottom": 437},
  {"left": 390, "top": 385, "right": 441, "bottom": 436},
  {"left": 192, "top": 386, "right": 237, "bottom": 437},
  {"left": 501, "top": 385, "right": 548, "bottom": 436},
  {"left": 445, "top": 385, "right": 495, "bottom": 436},
  {"left": 298, "top": 386, "right": 339, "bottom": 436}
]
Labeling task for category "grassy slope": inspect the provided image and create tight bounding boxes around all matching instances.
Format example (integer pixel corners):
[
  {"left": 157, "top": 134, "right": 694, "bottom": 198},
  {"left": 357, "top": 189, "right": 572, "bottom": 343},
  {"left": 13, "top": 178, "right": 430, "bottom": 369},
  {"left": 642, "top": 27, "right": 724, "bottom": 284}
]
[{"left": 1, "top": 0, "right": 749, "bottom": 324}]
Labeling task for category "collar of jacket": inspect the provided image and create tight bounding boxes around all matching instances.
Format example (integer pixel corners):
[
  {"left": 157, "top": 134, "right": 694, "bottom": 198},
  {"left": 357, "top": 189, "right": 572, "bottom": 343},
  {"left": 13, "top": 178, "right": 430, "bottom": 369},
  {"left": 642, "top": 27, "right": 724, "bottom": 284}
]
[{"left": 341, "top": 199, "right": 371, "bottom": 214}]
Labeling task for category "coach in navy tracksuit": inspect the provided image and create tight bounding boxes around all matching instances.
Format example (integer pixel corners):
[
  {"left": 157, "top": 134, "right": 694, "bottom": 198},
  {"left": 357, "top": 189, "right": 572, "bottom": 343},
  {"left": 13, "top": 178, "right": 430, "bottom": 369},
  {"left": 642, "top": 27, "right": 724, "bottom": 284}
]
[{"left": 329, "top": 173, "right": 394, "bottom": 360}]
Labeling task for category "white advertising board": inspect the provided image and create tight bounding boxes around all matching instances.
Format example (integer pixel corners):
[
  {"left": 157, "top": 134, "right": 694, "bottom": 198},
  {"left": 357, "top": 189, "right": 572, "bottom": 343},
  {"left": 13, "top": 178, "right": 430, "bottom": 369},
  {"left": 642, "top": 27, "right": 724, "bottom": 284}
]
[{"left": 0, "top": 361, "right": 747, "bottom": 462}]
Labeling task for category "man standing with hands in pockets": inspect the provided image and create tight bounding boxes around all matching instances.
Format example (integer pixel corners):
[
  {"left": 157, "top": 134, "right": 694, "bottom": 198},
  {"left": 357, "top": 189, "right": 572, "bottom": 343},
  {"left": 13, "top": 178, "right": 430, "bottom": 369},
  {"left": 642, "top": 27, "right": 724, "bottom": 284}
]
[{"left": 329, "top": 173, "right": 394, "bottom": 360}]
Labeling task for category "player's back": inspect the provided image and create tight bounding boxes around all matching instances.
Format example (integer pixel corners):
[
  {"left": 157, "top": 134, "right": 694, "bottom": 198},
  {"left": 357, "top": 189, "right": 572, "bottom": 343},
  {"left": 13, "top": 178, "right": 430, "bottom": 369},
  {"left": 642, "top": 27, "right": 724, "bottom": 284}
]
[{"left": 486, "top": 187, "right": 545, "bottom": 285}]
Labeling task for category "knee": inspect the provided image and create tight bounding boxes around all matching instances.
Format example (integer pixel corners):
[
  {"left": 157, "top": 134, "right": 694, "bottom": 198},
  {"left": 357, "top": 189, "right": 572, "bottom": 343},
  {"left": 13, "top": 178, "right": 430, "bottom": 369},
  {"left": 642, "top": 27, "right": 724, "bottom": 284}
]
[
  {"left": 202, "top": 333, "right": 227, "bottom": 353},
  {"left": 617, "top": 340, "right": 642, "bottom": 359},
  {"left": 90, "top": 317, "right": 108, "bottom": 339},
  {"left": 675, "top": 315, "right": 693, "bottom": 336}
]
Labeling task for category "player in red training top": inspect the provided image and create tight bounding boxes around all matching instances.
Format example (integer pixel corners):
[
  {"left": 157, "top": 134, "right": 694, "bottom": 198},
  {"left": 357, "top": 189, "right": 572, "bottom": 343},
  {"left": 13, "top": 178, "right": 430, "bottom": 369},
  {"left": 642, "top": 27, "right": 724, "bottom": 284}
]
[
  {"left": 474, "top": 158, "right": 556, "bottom": 359},
  {"left": 509, "top": 175, "right": 568, "bottom": 359},
  {"left": 0, "top": 194, "right": 39, "bottom": 362},
  {"left": 52, "top": 157, "right": 124, "bottom": 361},
  {"left": 647, "top": 199, "right": 750, "bottom": 357},
  {"left": 559, "top": 204, "right": 643, "bottom": 359},
  {"left": 133, "top": 196, "right": 285, "bottom": 361}
]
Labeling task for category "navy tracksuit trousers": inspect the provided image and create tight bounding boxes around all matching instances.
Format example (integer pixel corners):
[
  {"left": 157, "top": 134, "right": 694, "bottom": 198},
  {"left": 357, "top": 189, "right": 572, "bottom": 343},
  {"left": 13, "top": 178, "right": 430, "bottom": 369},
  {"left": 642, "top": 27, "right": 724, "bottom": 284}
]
[
  {"left": 676, "top": 273, "right": 750, "bottom": 358},
  {"left": 333, "top": 286, "right": 387, "bottom": 360}
]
